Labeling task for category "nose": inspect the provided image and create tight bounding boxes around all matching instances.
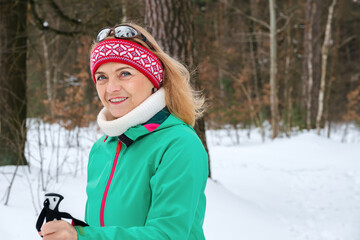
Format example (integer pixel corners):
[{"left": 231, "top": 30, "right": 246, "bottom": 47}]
[{"left": 106, "top": 75, "right": 121, "bottom": 93}]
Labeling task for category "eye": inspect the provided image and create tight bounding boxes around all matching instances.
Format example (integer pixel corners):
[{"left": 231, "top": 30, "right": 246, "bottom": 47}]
[
  {"left": 120, "top": 71, "right": 131, "bottom": 77},
  {"left": 96, "top": 75, "right": 107, "bottom": 81}
]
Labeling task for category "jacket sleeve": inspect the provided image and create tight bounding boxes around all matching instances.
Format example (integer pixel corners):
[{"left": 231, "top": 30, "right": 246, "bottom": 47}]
[{"left": 75, "top": 134, "right": 208, "bottom": 240}]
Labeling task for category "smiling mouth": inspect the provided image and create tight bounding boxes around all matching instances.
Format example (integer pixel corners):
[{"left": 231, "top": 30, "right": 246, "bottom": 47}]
[{"left": 109, "top": 97, "right": 128, "bottom": 104}]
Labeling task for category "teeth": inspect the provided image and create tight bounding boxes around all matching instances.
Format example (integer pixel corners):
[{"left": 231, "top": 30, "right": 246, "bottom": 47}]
[{"left": 109, "top": 97, "right": 127, "bottom": 103}]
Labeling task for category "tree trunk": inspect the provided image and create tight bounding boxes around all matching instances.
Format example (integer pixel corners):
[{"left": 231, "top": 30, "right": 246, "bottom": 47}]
[
  {"left": 42, "top": 34, "right": 55, "bottom": 119},
  {"left": 144, "top": 0, "right": 210, "bottom": 176},
  {"left": 249, "top": 0, "right": 265, "bottom": 141},
  {"left": 326, "top": 1, "right": 341, "bottom": 138},
  {"left": 302, "top": 0, "right": 322, "bottom": 129},
  {"left": 306, "top": 2, "right": 316, "bottom": 130},
  {"left": 269, "top": 0, "right": 279, "bottom": 139},
  {"left": 0, "top": 0, "right": 28, "bottom": 166},
  {"left": 284, "top": 7, "right": 293, "bottom": 137},
  {"left": 311, "top": 0, "right": 323, "bottom": 123},
  {"left": 316, "top": 0, "right": 337, "bottom": 134},
  {"left": 215, "top": 2, "right": 225, "bottom": 99}
]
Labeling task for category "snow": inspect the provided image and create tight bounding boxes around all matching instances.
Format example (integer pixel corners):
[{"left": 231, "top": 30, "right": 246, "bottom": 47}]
[
  {"left": 0, "top": 120, "right": 359, "bottom": 240},
  {"left": 206, "top": 128, "right": 360, "bottom": 239}
]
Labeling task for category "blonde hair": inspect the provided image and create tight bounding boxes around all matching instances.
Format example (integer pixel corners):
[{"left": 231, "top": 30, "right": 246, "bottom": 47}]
[{"left": 90, "top": 22, "right": 205, "bottom": 126}]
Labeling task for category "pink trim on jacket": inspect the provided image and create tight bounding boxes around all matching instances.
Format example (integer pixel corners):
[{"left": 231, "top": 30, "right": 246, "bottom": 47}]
[
  {"left": 143, "top": 123, "right": 161, "bottom": 132},
  {"left": 100, "top": 141, "right": 122, "bottom": 227}
]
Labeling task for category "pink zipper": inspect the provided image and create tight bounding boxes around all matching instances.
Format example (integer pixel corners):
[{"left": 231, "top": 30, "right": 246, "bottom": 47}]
[{"left": 100, "top": 141, "right": 122, "bottom": 227}]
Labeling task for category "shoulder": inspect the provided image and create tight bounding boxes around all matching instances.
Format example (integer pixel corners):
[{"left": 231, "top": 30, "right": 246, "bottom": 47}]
[
  {"left": 89, "top": 134, "right": 108, "bottom": 156},
  {"left": 152, "top": 115, "right": 208, "bottom": 169},
  {"left": 156, "top": 114, "right": 204, "bottom": 151}
]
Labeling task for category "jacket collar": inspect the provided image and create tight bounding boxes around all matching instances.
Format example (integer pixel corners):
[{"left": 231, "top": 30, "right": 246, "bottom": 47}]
[
  {"left": 97, "top": 88, "right": 166, "bottom": 137},
  {"left": 104, "top": 108, "right": 185, "bottom": 148},
  {"left": 118, "top": 107, "right": 171, "bottom": 147}
]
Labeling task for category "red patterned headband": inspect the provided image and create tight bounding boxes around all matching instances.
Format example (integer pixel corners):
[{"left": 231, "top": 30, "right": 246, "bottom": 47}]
[{"left": 90, "top": 39, "right": 164, "bottom": 89}]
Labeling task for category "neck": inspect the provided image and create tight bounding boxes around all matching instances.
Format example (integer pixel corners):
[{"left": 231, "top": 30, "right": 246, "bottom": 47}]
[{"left": 97, "top": 88, "right": 166, "bottom": 136}]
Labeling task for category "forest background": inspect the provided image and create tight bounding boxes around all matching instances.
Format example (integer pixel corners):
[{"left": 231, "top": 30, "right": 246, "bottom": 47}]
[{"left": 0, "top": 0, "right": 359, "bottom": 170}]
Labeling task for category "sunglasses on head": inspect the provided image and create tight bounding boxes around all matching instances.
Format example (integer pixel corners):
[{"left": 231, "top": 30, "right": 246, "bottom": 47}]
[{"left": 96, "top": 24, "right": 155, "bottom": 50}]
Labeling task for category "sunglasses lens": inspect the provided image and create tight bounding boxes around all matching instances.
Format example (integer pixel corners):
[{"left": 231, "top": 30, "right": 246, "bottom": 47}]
[
  {"left": 114, "top": 26, "right": 138, "bottom": 38},
  {"left": 97, "top": 28, "right": 111, "bottom": 42},
  {"left": 96, "top": 25, "right": 154, "bottom": 50}
]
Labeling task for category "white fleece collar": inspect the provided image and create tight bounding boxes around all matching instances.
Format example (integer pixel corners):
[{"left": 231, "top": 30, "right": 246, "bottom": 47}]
[{"left": 97, "top": 88, "right": 166, "bottom": 136}]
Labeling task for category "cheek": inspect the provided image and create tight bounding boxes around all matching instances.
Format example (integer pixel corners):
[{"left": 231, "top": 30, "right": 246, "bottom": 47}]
[
  {"left": 96, "top": 85, "right": 106, "bottom": 102},
  {"left": 132, "top": 82, "right": 152, "bottom": 102},
  {"left": 137, "top": 83, "right": 153, "bottom": 102}
]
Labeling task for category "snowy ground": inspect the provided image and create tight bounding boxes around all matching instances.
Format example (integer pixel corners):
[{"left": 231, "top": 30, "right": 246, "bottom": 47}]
[{"left": 0, "top": 120, "right": 359, "bottom": 240}]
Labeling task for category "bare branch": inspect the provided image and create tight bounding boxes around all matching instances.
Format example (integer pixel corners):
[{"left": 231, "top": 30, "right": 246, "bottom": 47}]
[
  {"left": 247, "top": 15, "right": 271, "bottom": 30},
  {"left": 276, "top": 11, "right": 297, "bottom": 34},
  {"left": 48, "top": 0, "right": 82, "bottom": 25},
  {"left": 337, "top": 35, "right": 357, "bottom": 49},
  {"left": 4, "top": 166, "right": 19, "bottom": 205},
  {"left": 219, "top": 0, "right": 270, "bottom": 30},
  {"left": 29, "top": 0, "right": 82, "bottom": 37}
]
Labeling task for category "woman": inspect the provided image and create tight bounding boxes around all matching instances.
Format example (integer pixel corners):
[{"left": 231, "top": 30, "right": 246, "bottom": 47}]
[{"left": 40, "top": 23, "right": 208, "bottom": 240}]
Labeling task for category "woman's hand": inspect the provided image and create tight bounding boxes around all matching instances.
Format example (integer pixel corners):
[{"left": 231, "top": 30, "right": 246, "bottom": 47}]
[{"left": 40, "top": 220, "right": 78, "bottom": 240}]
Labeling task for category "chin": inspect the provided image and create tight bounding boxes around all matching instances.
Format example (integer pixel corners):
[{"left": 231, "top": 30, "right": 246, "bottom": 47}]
[{"left": 109, "top": 109, "right": 129, "bottom": 119}]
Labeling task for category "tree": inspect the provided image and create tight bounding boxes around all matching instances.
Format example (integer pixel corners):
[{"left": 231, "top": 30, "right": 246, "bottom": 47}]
[
  {"left": 316, "top": 0, "right": 337, "bottom": 134},
  {"left": 269, "top": 0, "right": 280, "bottom": 138},
  {"left": 144, "top": 0, "right": 211, "bottom": 177},
  {"left": 0, "top": 0, "right": 28, "bottom": 166},
  {"left": 301, "top": 0, "right": 323, "bottom": 129},
  {"left": 249, "top": 0, "right": 266, "bottom": 140},
  {"left": 303, "top": 0, "right": 316, "bottom": 130}
]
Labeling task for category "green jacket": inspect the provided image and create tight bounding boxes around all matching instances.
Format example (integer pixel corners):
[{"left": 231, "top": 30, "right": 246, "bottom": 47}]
[{"left": 76, "top": 109, "right": 208, "bottom": 240}]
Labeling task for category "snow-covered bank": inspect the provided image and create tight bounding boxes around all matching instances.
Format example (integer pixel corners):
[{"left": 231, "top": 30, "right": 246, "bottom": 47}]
[
  {"left": 208, "top": 131, "right": 360, "bottom": 240},
  {"left": 204, "top": 180, "right": 291, "bottom": 239},
  {"left": 0, "top": 121, "right": 359, "bottom": 239}
]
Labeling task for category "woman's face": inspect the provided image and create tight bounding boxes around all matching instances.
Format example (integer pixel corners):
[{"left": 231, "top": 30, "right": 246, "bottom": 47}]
[{"left": 95, "top": 62, "right": 154, "bottom": 118}]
